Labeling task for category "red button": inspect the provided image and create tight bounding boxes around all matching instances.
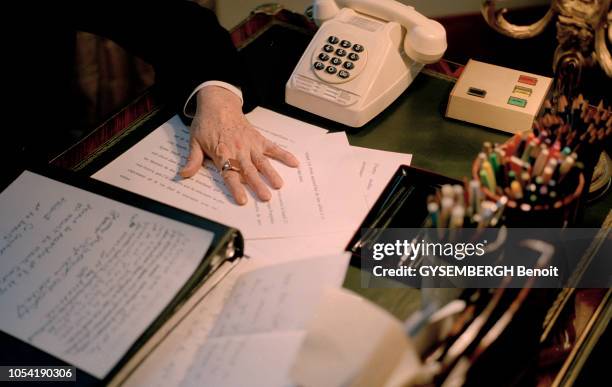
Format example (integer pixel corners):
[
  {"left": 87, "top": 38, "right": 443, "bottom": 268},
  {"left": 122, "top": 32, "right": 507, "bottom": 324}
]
[{"left": 518, "top": 75, "right": 537, "bottom": 86}]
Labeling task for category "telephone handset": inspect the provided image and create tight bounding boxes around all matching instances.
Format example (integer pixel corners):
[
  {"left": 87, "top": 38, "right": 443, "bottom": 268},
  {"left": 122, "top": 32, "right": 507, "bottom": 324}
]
[{"left": 285, "top": 0, "right": 447, "bottom": 127}]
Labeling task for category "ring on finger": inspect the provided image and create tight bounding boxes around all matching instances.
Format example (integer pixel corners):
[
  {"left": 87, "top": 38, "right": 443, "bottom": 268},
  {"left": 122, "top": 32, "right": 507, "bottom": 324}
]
[{"left": 220, "top": 158, "right": 241, "bottom": 173}]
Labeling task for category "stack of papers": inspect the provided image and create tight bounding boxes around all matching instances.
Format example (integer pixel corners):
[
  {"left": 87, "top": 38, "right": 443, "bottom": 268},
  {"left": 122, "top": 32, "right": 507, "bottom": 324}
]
[
  {"left": 92, "top": 107, "right": 413, "bottom": 386},
  {"left": 93, "top": 107, "right": 411, "bottom": 258}
]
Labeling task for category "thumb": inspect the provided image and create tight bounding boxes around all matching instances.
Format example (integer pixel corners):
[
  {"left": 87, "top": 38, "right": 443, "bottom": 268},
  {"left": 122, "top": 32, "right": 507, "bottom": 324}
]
[{"left": 180, "top": 137, "right": 205, "bottom": 178}]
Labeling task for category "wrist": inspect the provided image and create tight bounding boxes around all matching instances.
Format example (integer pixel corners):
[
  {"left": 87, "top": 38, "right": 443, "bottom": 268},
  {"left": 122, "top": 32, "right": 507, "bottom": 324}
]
[
  {"left": 196, "top": 86, "right": 243, "bottom": 113},
  {"left": 184, "top": 81, "right": 243, "bottom": 118}
]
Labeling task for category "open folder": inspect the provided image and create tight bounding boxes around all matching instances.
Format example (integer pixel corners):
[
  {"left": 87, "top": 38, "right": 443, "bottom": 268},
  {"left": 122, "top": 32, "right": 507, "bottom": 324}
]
[{"left": 0, "top": 168, "right": 243, "bottom": 385}]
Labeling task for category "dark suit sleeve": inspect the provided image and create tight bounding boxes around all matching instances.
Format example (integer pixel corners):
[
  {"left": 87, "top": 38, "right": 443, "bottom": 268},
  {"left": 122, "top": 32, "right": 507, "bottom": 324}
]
[{"left": 67, "top": 0, "right": 243, "bottom": 110}]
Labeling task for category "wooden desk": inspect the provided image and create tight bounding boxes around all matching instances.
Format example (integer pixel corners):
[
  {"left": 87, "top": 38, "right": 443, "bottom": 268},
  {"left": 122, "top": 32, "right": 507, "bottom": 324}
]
[{"left": 49, "top": 5, "right": 610, "bottom": 386}]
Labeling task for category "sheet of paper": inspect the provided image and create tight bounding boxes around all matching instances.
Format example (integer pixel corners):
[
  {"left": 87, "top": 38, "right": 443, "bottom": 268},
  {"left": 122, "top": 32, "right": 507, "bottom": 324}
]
[
  {"left": 245, "top": 146, "right": 412, "bottom": 263},
  {"left": 208, "top": 253, "right": 350, "bottom": 336},
  {"left": 180, "top": 253, "right": 349, "bottom": 387},
  {"left": 125, "top": 254, "right": 349, "bottom": 387},
  {"left": 246, "top": 230, "right": 354, "bottom": 262},
  {"left": 92, "top": 109, "right": 366, "bottom": 239},
  {"left": 247, "top": 106, "right": 328, "bottom": 137},
  {"left": 351, "top": 146, "right": 412, "bottom": 207},
  {"left": 122, "top": 259, "right": 254, "bottom": 387},
  {"left": 181, "top": 331, "right": 304, "bottom": 387},
  {"left": 0, "top": 171, "right": 213, "bottom": 379}
]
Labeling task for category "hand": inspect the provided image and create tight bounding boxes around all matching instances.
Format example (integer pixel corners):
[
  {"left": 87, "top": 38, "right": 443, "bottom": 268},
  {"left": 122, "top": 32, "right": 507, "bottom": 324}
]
[{"left": 179, "top": 86, "right": 299, "bottom": 205}]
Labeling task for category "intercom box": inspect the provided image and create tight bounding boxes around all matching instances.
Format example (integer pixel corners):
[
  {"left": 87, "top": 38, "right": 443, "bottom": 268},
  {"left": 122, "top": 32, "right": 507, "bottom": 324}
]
[{"left": 445, "top": 59, "right": 552, "bottom": 133}]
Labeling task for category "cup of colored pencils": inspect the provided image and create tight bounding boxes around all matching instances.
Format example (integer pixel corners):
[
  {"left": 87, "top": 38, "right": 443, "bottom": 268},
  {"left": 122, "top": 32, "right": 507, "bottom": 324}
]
[
  {"left": 472, "top": 135, "right": 584, "bottom": 227},
  {"left": 472, "top": 94, "right": 610, "bottom": 227}
]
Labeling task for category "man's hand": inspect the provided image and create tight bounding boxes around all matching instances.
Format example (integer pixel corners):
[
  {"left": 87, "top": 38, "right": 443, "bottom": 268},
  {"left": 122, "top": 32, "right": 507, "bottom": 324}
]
[{"left": 179, "top": 86, "right": 299, "bottom": 205}]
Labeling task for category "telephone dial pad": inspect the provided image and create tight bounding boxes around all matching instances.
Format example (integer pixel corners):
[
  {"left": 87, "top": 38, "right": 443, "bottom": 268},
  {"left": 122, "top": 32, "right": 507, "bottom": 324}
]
[{"left": 311, "top": 35, "right": 367, "bottom": 84}]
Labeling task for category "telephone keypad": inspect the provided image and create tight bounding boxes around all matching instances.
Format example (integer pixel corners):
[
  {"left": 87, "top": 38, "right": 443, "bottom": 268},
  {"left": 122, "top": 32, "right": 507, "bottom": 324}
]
[{"left": 312, "top": 35, "right": 367, "bottom": 84}]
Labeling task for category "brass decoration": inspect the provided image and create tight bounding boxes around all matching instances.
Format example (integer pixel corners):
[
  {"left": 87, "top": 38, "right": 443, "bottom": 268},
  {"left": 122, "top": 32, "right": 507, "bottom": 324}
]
[{"left": 482, "top": 0, "right": 612, "bottom": 81}]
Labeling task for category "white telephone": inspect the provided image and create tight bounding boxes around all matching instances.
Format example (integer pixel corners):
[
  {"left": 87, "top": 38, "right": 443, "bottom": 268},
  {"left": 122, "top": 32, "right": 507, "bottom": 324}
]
[{"left": 285, "top": 0, "right": 447, "bottom": 127}]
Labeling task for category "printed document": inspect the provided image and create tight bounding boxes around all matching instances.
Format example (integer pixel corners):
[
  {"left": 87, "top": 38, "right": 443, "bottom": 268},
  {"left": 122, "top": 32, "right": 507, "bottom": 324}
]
[
  {"left": 247, "top": 145, "right": 413, "bottom": 262},
  {"left": 93, "top": 109, "right": 367, "bottom": 239}
]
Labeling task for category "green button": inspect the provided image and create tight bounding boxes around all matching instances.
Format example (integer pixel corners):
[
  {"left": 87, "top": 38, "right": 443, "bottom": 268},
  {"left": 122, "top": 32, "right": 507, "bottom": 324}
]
[{"left": 508, "top": 96, "right": 527, "bottom": 108}]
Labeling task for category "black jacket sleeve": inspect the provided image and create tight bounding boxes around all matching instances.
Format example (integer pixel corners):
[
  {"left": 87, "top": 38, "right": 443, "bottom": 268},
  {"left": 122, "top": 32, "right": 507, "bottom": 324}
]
[{"left": 67, "top": 0, "right": 243, "bottom": 109}]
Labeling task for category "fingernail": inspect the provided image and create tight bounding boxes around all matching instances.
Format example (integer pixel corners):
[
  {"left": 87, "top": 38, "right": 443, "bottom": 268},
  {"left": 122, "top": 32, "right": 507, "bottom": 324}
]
[{"left": 237, "top": 195, "right": 247, "bottom": 205}]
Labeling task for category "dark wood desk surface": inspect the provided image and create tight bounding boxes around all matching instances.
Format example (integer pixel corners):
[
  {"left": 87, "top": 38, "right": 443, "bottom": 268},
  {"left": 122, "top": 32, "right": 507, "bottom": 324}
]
[{"left": 48, "top": 6, "right": 610, "bottom": 386}]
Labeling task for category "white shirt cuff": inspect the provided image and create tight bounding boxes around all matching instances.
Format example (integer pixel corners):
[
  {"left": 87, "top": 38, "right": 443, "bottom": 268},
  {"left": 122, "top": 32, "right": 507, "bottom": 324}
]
[{"left": 183, "top": 80, "right": 244, "bottom": 118}]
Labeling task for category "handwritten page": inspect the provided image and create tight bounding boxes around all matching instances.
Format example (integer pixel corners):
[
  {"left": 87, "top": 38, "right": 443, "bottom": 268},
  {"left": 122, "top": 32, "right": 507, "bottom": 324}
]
[
  {"left": 0, "top": 171, "right": 214, "bottom": 379},
  {"left": 123, "top": 254, "right": 349, "bottom": 387},
  {"left": 180, "top": 253, "right": 349, "bottom": 387},
  {"left": 121, "top": 259, "right": 250, "bottom": 387},
  {"left": 207, "top": 254, "right": 349, "bottom": 336},
  {"left": 182, "top": 331, "right": 304, "bottom": 387},
  {"left": 92, "top": 108, "right": 366, "bottom": 239}
]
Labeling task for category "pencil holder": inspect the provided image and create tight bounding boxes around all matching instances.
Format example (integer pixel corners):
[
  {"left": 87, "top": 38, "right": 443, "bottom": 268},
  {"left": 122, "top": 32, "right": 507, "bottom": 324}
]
[{"left": 472, "top": 132, "right": 585, "bottom": 227}]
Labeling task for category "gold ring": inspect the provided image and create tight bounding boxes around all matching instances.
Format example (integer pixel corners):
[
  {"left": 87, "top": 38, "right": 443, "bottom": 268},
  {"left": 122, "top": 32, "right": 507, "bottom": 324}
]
[{"left": 221, "top": 158, "right": 241, "bottom": 173}]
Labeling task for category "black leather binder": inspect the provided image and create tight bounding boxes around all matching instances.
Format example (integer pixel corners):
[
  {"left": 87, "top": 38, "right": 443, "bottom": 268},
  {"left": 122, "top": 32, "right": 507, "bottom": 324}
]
[{"left": 0, "top": 167, "right": 243, "bottom": 386}]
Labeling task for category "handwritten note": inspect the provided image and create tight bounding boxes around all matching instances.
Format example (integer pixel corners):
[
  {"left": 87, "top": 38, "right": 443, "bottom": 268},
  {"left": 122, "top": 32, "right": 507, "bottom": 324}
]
[
  {"left": 122, "top": 254, "right": 349, "bottom": 387},
  {"left": 181, "top": 331, "right": 304, "bottom": 387},
  {"left": 178, "top": 254, "right": 349, "bottom": 387},
  {"left": 92, "top": 108, "right": 367, "bottom": 239},
  {"left": 120, "top": 259, "right": 249, "bottom": 387},
  {"left": 0, "top": 171, "right": 214, "bottom": 379}
]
